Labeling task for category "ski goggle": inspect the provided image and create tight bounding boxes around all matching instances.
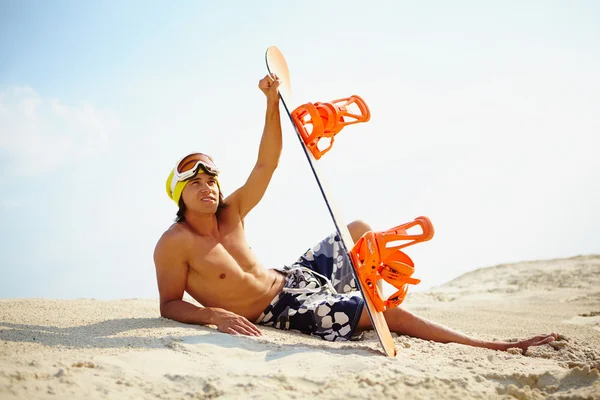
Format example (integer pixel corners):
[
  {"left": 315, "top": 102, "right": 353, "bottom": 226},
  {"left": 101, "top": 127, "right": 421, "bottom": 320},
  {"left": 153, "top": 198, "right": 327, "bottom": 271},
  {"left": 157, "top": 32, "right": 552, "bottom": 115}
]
[
  {"left": 174, "top": 153, "right": 220, "bottom": 181},
  {"left": 166, "top": 152, "right": 220, "bottom": 205}
]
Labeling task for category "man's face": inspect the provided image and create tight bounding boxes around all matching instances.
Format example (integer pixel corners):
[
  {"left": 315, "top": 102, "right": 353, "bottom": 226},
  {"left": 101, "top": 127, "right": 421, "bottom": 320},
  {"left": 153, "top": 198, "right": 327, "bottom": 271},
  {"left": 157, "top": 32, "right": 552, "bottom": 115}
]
[{"left": 181, "top": 173, "right": 220, "bottom": 214}]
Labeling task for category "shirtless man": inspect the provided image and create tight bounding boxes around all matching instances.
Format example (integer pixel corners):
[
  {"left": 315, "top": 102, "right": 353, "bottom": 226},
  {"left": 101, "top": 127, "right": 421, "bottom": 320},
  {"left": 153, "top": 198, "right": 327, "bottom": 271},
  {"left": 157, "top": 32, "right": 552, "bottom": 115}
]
[{"left": 154, "top": 74, "right": 557, "bottom": 351}]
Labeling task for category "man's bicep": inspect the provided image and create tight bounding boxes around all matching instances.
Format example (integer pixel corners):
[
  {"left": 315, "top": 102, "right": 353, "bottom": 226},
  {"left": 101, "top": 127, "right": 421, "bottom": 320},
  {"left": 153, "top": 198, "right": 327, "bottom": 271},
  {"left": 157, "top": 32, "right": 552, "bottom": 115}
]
[
  {"left": 228, "top": 164, "right": 275, "bottom": 218},
  {"left": 153, "top": 238, "right": 188, "bottom": 307}
]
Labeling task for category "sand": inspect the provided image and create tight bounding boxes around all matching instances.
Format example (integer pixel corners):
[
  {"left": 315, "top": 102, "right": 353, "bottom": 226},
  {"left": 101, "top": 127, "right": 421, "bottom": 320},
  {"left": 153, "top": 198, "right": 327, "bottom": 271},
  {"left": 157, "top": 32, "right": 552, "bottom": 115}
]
[{"left": 1, "top": 254, "right": 599, "bottom": 399}]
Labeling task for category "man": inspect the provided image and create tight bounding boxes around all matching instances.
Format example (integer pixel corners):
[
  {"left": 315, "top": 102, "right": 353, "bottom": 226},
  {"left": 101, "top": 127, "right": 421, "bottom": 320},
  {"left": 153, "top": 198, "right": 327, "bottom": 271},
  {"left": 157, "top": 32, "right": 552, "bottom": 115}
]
[{"left": 154, "top": 74, "right": 557, "bottom": 351}]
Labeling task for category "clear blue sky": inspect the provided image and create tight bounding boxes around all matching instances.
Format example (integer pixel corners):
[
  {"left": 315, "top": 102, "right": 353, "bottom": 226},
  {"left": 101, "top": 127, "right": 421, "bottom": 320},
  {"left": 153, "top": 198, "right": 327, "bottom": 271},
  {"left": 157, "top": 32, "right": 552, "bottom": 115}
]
[{"left": 1, "top": 1, "right": 599, "bottom": 299}]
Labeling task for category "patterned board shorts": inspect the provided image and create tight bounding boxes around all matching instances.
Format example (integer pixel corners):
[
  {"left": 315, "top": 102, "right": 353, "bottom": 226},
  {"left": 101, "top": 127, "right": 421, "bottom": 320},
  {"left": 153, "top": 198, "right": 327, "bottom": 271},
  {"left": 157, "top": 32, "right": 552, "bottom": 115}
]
[{"left": 255, "top": 233, "right": 365, "bottom": 341}]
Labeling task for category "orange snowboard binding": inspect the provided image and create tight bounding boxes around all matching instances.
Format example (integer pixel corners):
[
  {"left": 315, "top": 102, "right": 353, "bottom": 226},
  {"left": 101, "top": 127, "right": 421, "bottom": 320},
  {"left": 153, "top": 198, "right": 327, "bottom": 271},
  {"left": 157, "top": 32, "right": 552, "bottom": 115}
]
[
  {"left": 350, "top": 217, "right": 435, "bottom": 312},
  {"left": 291, "top": 95, "right": 370, "bottom": 159}
]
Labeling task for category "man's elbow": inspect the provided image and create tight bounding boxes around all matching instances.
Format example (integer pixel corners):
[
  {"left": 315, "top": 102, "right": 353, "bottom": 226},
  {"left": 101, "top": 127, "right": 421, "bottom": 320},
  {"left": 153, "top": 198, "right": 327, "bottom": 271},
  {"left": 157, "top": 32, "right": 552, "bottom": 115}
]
[
  {"left": 159, "top": 308, "right": 169, "bottom": 319},
  {"left": 159, "top": 300, "right": 174, "bottom": 319},
  {"left": 256, "top": 160, "right": 279, "bottom": 173}
]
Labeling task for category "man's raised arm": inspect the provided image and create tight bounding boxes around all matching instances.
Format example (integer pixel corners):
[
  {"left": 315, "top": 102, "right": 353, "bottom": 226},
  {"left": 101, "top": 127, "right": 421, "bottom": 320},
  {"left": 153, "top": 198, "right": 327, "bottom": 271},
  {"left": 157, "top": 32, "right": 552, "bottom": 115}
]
[{"left": 228, "top": 74, "right": 282, "bottom": 219}]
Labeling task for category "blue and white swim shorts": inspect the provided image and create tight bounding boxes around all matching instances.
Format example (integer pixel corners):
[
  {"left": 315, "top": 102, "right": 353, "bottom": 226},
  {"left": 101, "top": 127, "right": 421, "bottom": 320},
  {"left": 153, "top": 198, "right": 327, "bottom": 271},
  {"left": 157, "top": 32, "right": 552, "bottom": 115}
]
[{"left": 255, "top": 233, "right": 365, "bottom": 341}]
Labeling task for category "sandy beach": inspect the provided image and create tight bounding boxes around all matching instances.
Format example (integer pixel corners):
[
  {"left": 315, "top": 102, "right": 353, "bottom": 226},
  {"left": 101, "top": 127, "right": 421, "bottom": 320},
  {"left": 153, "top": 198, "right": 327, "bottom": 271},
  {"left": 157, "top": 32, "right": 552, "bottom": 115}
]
[{"left": 1, "top": 254, "right": 599, "bottom": 399}]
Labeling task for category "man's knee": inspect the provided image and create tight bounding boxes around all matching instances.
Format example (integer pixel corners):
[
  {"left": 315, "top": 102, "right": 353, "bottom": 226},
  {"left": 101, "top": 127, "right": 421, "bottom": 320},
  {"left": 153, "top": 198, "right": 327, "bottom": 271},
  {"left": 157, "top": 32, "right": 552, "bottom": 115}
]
[{"left": 347, "top": 219, "right": 372, "bottom": 242}]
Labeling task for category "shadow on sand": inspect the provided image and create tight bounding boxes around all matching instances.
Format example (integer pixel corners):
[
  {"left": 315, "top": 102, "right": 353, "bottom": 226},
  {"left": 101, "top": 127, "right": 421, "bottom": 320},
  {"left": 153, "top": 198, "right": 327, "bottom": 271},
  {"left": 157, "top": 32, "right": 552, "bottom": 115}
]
[{"left": 0, "top": 318, "right": 382, "bottom": 359}]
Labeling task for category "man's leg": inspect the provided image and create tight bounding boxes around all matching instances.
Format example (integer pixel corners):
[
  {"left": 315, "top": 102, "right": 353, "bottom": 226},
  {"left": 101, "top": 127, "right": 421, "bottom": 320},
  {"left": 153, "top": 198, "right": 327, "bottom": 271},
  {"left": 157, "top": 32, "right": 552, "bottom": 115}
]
[
  {"left": 347, "top": 219, "right": 372, "bottom": 242},
  {"left": 347, "top": 220, "right": 557, "bottom": 352},
  {"left": 356, "top": 306, "right": 556, "bottom": 352}
]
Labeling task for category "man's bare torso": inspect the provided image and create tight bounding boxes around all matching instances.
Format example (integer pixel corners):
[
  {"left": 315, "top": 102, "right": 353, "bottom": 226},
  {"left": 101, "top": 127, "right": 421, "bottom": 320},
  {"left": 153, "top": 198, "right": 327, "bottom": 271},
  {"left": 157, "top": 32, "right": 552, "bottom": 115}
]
[{"left": 166, "top": 207, "right": 284, "bottom": 322}]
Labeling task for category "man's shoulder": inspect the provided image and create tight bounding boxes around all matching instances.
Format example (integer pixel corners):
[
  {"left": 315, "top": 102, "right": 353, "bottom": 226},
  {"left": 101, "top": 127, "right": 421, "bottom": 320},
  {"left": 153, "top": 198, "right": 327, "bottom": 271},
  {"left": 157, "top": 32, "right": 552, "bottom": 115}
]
[{"left": 155, "top": 223, "right": 193, "bottom": 251}]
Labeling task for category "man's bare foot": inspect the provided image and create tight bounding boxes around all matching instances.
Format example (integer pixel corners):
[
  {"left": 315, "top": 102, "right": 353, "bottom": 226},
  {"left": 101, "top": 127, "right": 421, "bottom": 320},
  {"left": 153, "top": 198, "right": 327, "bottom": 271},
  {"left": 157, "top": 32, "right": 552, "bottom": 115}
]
[{"left": 486, "top": 333, "right": 558, "bottom": 352}]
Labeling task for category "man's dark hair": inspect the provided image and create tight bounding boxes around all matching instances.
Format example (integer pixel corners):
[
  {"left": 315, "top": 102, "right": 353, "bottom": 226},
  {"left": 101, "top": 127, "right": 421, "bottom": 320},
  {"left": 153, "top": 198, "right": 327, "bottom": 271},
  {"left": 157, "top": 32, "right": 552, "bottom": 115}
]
[{"left": 175, "top": 189, "right": 228, "bottom": 223}]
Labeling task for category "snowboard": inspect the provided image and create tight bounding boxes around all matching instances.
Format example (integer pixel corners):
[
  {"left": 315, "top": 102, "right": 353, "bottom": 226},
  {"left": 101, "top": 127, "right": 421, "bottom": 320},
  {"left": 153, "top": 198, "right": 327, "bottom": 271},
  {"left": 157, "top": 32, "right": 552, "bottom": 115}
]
[{"left": 265, "top": 45, "right": 397, "bottom": 357}]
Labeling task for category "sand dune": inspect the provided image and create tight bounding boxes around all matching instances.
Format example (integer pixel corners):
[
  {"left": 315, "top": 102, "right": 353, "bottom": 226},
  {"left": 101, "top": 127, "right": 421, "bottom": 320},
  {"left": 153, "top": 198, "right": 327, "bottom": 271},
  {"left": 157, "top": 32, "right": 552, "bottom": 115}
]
[{"left": 1, "top": 255, "right": 599, "bottom": 399}]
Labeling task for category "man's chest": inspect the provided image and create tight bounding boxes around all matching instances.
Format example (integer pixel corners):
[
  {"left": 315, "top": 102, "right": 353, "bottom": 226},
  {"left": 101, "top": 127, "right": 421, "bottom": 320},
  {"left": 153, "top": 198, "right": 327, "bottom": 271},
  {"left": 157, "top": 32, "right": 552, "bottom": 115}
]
[{"left": 188, "top": 224, "right": 255, "bottom": 274}]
